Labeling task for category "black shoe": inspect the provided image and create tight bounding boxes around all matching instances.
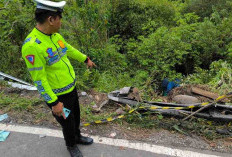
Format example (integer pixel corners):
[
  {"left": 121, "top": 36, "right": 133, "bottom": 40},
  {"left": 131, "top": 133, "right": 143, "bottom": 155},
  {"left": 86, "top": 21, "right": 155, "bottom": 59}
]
[
  {"left": 76, "top": 135, "right": 93, "bottom": 145},
  {"left": 67, "top": 145, "right": 83, "bottom": 157}
]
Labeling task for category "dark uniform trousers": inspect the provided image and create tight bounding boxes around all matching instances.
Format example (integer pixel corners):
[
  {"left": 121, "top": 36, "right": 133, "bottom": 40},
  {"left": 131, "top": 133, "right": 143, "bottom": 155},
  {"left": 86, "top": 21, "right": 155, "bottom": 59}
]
[{"left": 48, "top": 87, "right": 81, "bottom": 147}]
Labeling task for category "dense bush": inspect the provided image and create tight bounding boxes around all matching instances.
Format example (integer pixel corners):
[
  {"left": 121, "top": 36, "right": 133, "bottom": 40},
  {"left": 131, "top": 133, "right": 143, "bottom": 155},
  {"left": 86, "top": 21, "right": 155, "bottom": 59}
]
[
  {"left": 0, "top": 0, "right": 34, "bottom": 80},
  {"left": 183, "top": 0, "right": 232, "bottom": 20},
  {"left": 1, "top": 0, "right": 232, "bottom": 94}
]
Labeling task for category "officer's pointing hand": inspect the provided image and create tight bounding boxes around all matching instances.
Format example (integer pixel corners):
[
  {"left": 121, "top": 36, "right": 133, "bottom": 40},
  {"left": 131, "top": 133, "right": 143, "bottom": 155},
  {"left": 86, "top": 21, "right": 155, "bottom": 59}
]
[
  {"left": 52, "top": 102, "right": 66, "bottom": 119},
  {"left": 86, "top": 59, "right": 96, "bottom": 68}
]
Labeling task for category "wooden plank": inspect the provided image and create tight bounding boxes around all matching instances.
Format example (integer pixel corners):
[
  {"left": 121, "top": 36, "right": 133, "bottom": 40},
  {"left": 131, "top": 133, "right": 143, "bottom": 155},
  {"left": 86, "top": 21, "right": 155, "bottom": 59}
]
[{"left": 191, "top": 87, "right": 219, "bottom": 100}]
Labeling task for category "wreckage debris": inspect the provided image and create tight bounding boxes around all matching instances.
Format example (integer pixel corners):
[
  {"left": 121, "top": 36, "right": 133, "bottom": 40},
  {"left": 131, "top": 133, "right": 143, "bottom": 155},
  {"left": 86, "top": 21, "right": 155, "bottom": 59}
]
[
  {"left": 116, "top": 108, "right": 126, "bottom": 115},
  {"left": 191, "top": 87, "right": 219, "bottom": 100},
  {"left": 92, "top": 100, "right": 109, "bottom": 113},
  {"left": 0, "top": 71, "right": 36, "bottom": 91},
  {"left": 191, "top": 87, "right": 228, "bottom": 102},
  {"left": 108, "top": 87, "right": 232, "bottom": 121}
]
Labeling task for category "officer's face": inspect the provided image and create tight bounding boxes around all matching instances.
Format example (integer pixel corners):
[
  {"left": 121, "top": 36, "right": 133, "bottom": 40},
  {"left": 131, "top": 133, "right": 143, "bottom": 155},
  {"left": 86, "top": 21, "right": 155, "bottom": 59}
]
[
  {"left": 49, "top": 15, "right": 62, "bottom": 33},
  {"left": 53, "top": 16, "right": 62, "bottom": 32}
]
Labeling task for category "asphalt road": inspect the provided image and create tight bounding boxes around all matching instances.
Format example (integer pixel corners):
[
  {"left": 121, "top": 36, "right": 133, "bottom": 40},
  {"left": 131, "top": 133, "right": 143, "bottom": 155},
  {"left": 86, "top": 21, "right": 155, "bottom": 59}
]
[
  {"left": 0, "top": 124, "right": 231, "bottom": 157},
  {"left": 0, "top": 131, "right": 169, "bottom": 157}
]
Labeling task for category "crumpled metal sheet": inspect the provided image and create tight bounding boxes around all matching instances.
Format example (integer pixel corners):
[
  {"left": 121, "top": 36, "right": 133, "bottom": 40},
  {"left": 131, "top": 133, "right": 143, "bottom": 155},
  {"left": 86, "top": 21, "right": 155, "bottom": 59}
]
[
  {"left": 119, "top": 87, "right": 131, "bottom": 95},
  {"left": 0, "top": 72, "right": 31, "bottom": 86},
  {"left": 0, "top": 71, "right": 36, "bottom": 91},
  {"left": 7, "top": 82, "right": 37, "bottom": 91}
]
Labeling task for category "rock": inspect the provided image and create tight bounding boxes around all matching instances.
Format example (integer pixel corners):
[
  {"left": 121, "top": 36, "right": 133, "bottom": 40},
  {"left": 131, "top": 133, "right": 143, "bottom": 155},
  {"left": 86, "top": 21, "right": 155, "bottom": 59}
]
[
  {"left": 39, "top": 134, "right": 46, "bottom": 138},
  {"left": 128, "top": 87, "right": 142, "bottom": 101},
  {"left": 116, "top": 108, "right": 126, "bottom": 115},
  {"left": 82, "top": 128, "right": 87, "bottom": 131},
  {"left": 119, "top": 87, "right": 131, "bottom": 95},
  {"left": 92, "top": 104, "right": 100, "bottom": 113},
  {"left": 119, "top": 146, "right": 126, "bottom": 150},
  {"left": 173, "top": 95, "right": 200, "bottom": 104},
  {"left": 92, "top": 104, "right": 98, "bottom": 109},
  {"left": 81, "top": 92, "right": 87, "bottom": 96},
  {"left": 210, "top": 143, "right": 216, "bottom": 147},
  {"left": 109, "top": 132, "right": 116, "bottom": 138},
  {"left": 95, "top": 95, "right": 100, "bottom": 102},
  {"left": 99, "top": 100, "right": 108, "bottom": 109}
]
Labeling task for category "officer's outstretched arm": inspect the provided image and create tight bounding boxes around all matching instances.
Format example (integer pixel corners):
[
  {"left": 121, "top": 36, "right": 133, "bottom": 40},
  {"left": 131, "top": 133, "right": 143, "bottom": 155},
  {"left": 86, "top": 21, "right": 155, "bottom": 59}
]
[
  {"left": 56, "top": 34, "right": 87, "bottom": 62},
  {"left": 66, "top": 43, "right": 96, "bottom": 68},
  {"left": 65, "top": 42, "right": 87, "bottom": 62},
  {"left": 22, "top": 46, "right": 59, "bottom": 107}
]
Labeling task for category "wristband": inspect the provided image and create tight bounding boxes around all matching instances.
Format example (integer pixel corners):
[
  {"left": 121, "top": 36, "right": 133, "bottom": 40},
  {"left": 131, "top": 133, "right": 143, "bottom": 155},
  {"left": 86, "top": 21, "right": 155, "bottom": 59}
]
[
  {"left": 84, "top": 57, "right": 90, "bottom": 63},
  {"left": 48, "top": 99, "right": 59, "bottom": 107}
]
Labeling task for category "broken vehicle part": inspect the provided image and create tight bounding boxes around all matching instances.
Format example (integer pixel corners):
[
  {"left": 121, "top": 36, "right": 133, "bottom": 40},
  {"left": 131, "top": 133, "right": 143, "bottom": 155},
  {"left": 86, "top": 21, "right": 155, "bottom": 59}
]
[
  {"left": 108, "top": 87, "right": 232, "bottom": 121},
  {"left": 0, "top": 72, "right": 32, "bottom": 86},
  {"left": 0, "top": 71, "right": 36, "bottom": 90}
]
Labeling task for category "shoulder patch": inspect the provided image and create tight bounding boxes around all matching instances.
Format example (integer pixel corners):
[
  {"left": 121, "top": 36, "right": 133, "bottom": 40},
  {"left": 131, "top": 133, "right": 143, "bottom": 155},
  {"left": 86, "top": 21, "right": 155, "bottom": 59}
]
[
  {"left": 35, "top": 38, "right": 41, "bottom": 44},
  {"left": 58, "top": 40, "right": 65, "bottom": 48},
  {"left": 23, "top": 37, "right": 32, "bottom": 45},
  {"left": 26, "top": 55, "right": 35, "bottom": 65}
]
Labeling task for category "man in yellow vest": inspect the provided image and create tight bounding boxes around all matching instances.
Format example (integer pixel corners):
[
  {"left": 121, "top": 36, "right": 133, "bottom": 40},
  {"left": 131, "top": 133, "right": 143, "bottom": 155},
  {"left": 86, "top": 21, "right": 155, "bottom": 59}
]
[{"left": 21, "top": 1, "right": 95, "bottom": 156}]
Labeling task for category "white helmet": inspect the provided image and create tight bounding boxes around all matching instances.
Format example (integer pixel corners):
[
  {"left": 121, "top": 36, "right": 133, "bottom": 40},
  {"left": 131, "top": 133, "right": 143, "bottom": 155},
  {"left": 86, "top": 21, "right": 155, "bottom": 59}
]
[{"left": 34, "top": 0, "right": 66, "bottom": 12}]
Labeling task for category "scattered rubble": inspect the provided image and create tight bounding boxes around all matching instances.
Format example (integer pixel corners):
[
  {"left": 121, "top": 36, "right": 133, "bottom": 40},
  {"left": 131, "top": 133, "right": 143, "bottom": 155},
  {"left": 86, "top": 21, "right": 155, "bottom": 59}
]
[
  {"left": 116, "top": 108, "right": 126, "bottom": 115},
  {"left": 80, "top": 92, "right": 87, "bottom": 96},
  {"left": 109, "top": 132, "right": 117, "bottom": 138},
  {"left": 39, "top": 134, "right": 46, "bottom": 138},
  {"left": 1, "top": 84, "right": 232, "bottom": 153},
  {"left": 128, "top": 87, "right": 142, "bottom": 102},
  {"left": 108, "top": 86, "right": 232, "bottom": 121},
  {"left": 91, "top": 104, "right": 99, "bottom": 112}
]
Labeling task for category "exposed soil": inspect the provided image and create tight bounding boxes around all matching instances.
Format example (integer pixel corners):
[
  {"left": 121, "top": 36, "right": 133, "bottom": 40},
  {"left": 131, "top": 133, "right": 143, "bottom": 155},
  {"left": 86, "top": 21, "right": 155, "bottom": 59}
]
[{"left": 1, "top": 85, "right": 232, "bottom": 154}]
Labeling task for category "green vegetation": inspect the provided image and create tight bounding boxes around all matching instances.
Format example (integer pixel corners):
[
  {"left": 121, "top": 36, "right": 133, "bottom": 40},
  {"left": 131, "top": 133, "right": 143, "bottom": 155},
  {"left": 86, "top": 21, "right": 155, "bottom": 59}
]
[
  {"left": 0, "top": 92, "right": 42, "bottom": 112},
  {"left": 80, "top": 102, "right": 118, "bottom": 123},
  {"left": 1, "top": 89, "right": 232, "bottom": 139},
  {"left": 121, "top": 110, "right": 232, "bottom": 140},
  {"left": 1, "top": 0, "right": 232, "bottom": 95}
]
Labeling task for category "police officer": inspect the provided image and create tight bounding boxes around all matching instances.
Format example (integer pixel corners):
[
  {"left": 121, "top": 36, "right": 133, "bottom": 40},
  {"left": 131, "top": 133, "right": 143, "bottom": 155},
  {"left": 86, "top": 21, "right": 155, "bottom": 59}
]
[{"left": 21, "top": 0, "right": 95, "bottom": 156}]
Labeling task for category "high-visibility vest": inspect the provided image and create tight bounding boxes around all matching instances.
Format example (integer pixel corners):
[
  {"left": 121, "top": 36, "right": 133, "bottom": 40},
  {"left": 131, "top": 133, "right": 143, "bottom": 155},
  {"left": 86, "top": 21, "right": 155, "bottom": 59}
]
[{"left": 22, "top": 28, "right": 87, "bottom": 106}]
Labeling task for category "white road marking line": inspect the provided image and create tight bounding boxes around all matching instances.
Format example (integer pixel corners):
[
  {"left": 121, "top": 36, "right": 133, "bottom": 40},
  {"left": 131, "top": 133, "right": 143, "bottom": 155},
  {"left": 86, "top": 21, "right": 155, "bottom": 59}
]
[{"left": 0, "top": 123, "right": 221, "bottom": 157}]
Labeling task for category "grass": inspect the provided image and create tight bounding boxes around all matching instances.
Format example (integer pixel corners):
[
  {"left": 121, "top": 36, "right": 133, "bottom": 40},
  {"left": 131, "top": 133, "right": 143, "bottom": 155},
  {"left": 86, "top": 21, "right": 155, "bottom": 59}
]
[
  {"left": 120, "top": 110, "right": 232, "bottom": 140},
  {"left": 0, "top": 92, "right": 43, "bottom": 112},
  {"left": 80, "top": 102, "right": 118, "bottom": 123},
  {"left": 0, "top": 85, "right": 232, "bottom": 141},
  {"left": 0, "top": 87, "right": 119, "bottom": 127},
  {"left": 0, "top": 80, "right": 9, "bottom": 87}
]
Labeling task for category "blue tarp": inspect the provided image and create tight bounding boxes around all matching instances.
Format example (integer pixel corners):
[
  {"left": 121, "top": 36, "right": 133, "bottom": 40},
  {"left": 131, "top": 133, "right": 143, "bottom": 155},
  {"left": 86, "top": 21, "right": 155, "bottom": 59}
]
[
  {"left": 162, "top": 78, "right": 180, "bottom": 96},
  {"left": 0, "top": 131, "right": 10, "bottom": 142},
  {"left": 0, "top": 114, "right": 8, "bottom": 122}
]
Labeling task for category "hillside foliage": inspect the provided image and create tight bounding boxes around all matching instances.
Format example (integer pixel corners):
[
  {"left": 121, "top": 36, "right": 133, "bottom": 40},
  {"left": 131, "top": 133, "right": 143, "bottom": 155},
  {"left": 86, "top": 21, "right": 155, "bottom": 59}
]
[{"left": 1, "top": 0, "right": 232, "bottom": 95}]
